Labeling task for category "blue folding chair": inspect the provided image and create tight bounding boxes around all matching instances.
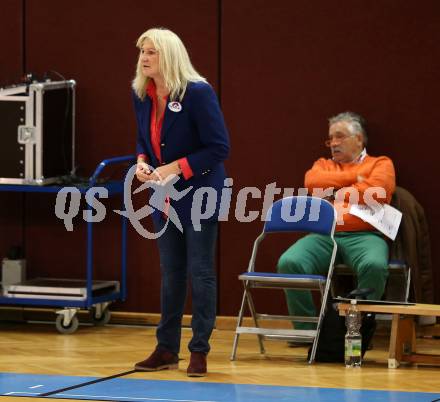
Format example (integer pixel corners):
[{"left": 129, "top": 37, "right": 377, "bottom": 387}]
[{"left": 230, "top": 196, "right": 337, "bottom": 363}]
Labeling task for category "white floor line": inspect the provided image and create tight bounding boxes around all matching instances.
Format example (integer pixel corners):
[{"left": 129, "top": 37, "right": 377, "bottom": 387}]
[
  {"left": 57, "top": 393, "right": 219, "bottom": 402},
  {"left": 4, "top": 391, "right": 40, "bottom": 395}
]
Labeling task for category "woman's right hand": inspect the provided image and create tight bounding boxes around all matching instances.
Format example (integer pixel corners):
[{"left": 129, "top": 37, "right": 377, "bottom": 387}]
[{"left": 135, "top": 161, "right": 152, "bottom": 182}]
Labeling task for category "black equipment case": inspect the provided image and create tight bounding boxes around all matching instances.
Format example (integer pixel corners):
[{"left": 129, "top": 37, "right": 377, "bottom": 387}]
[{"left": 0, "top": 80, "right": 75, "bottom": 185}]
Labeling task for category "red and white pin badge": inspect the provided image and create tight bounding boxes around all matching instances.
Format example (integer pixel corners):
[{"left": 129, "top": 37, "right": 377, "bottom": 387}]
[{"left": 168, "top": 101, "right": 182, "bottom": 113}]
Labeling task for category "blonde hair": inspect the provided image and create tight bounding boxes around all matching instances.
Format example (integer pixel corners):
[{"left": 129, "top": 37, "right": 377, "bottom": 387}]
[{"left": 132, "top": 28, "right": 206, "bottom": 101}]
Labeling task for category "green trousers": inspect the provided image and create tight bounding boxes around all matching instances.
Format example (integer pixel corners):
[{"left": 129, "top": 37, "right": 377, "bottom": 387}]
[{"left": 277, "top": 231, "right": 389, "bottom": 330}]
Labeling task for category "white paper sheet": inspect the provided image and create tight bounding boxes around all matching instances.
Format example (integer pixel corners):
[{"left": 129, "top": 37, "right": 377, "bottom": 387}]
[{"left": 349, "top": 203, "right": 402, "bottom": 240}]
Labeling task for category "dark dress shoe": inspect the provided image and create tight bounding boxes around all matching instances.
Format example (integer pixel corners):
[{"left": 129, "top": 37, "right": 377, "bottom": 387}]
[
  {"left": 187, "top": 351, "right": 207, "bottom": 377},
  {"left": 135, "top": 348, "right": 179, "bottom": 371}
]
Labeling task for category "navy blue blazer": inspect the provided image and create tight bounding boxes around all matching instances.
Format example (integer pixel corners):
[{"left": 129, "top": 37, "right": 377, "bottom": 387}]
[{"left": 133, "top": 81, "right": 230, "bottom": 226}]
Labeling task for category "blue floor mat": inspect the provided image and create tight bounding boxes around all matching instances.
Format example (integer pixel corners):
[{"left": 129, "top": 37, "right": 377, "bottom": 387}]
[{"left": 1, "top": 372, "right": 439, "bottom": 402}]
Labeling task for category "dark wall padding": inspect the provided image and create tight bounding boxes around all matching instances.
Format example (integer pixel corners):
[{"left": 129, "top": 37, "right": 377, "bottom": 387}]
[{"left": 1, "top": 1, "right": 439, "bottom": 314}]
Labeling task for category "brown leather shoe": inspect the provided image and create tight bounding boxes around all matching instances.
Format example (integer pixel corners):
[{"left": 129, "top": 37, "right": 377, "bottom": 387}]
[
  {"left": 187, "top": 352, "right": 207, "bottom": 377},
  {"left": 135, "top": 348, "right": 179, "bottom": 371}
]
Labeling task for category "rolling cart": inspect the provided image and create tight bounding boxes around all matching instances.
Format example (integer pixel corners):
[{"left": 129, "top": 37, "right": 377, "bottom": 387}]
[{"left": 0, "top": 155, "right": 136, "bottom": 333}]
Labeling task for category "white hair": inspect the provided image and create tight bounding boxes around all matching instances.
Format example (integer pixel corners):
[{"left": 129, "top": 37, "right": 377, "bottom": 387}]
[
  {"left": 132, "top": 27, "right": 206, "bottom": 101},
  {"left": 329, "top": 111, "right": 368, "bottom": 145}
]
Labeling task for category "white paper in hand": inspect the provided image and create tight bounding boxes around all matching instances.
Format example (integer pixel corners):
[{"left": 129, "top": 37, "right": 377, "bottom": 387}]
[{"left": 349, "top": 203, "right": 402, "bottom": 240}]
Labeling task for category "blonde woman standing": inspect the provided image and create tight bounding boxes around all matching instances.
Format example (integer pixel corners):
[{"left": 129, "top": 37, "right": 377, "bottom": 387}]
[{"left": 132, "top": 28, "right": 230, "bottom": 377}]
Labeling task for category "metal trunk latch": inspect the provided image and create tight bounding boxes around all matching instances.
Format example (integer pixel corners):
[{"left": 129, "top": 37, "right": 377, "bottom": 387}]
[{"left": 17, "top": 125, "right": 36, "bottom": 144}]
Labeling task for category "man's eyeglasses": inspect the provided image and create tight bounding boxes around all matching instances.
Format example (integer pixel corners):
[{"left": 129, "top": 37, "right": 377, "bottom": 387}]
[{"left": 324, "top": 134, "right": 354, "bottom": 147}]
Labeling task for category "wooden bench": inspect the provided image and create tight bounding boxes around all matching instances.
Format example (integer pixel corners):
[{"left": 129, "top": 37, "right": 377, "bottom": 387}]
[{"left": 338, "top": 302, "right": 440, "bottom": 368}]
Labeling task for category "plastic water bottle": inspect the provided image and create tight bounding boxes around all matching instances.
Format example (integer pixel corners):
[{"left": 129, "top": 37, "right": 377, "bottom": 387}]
[{"left": 345, "top": 299, "right": 362, "bottom": 367}]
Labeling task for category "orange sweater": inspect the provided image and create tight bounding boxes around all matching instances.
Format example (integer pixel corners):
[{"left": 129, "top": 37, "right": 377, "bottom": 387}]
[{"left": 304, "top": 155, "right": 396, "bottom": 232}]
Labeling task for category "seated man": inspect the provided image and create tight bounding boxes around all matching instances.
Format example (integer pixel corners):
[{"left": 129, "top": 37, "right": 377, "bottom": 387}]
[{"left": 277, "top": 111, "right": 396, "bottom": 330}]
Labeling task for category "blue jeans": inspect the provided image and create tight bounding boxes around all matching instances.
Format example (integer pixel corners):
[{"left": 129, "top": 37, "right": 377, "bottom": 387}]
[{"left": 154, "top": 220, "right": 218, "bottom": 355}]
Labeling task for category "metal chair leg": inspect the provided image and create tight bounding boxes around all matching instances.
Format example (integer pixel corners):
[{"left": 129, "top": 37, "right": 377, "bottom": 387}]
[
  {"left": 309, "top": 279, "right": 332, "bottom": 363},
  {"left": 404, "top": 267, "right": 411, "bottom": 302},
  {"left": 231, "top": 291, "right": 247, "bottom": 360},
  {"left": 246, "top": 287, "right": 266, "bottom": 354}
]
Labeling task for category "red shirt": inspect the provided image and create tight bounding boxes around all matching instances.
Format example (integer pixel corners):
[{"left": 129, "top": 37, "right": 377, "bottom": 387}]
[{"left": 137, "top": 80, "right": 193, "bottom": 180}]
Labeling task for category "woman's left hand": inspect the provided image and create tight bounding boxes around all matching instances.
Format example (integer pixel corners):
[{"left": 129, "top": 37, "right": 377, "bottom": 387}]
[{"left": 149, "top": 161, "right": 181, "bottom": 183}]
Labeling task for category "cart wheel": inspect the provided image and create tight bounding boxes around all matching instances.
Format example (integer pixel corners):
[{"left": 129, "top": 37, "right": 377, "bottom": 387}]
[
  {"left": 55, "top": 314, "right": 79, "bottom": 334},
  {"left": 90, "top": 307, "right": 111, "bottom": 326}
]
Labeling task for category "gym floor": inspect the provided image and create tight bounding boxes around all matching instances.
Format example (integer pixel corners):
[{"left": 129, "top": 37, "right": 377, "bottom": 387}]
[{"left": 0, "top": 321, "right": 439, "bottom": 402}]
